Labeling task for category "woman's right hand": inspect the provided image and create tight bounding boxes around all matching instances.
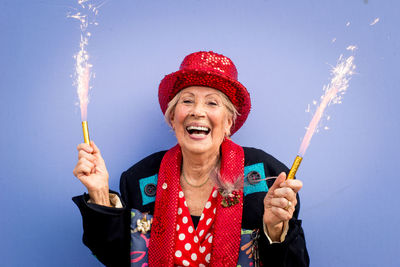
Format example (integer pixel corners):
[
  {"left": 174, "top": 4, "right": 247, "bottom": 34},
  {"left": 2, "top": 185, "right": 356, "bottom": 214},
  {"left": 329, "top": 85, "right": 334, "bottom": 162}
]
[{"left": 73, "top": 141, "right": 111, "bottom": 207}]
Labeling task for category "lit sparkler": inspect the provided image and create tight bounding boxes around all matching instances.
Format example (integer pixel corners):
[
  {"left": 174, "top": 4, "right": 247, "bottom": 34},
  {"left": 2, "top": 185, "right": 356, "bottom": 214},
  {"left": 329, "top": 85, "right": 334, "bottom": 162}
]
[
  {"left": 69, "top": 0, "right": 102, "bottom": 144},
  {"left": 287, "top": 52, "right": 356, "bottom": 180}
]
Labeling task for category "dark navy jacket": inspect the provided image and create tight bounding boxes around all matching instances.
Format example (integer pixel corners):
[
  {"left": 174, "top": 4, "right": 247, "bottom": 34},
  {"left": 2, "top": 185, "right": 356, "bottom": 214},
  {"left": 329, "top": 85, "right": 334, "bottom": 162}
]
[{"left": 73, "top": 147, "right": 309, "bottom": 266}]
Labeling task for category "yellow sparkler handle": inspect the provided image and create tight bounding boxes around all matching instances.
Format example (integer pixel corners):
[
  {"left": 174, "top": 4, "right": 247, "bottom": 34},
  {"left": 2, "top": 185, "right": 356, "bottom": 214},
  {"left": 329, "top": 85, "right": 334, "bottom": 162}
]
[
  {"left": 287, "top": 155, "right": 303, "bottom": 180},
  {"left": 82, "top": 121, "right": 90, "bottom": 145}
]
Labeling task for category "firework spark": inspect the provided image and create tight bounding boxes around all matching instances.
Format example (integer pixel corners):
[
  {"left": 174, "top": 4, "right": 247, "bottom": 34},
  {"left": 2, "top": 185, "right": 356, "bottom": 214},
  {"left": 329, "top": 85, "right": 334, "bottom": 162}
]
[
  {"left": 346, "top": 45, "right": 357, "bottom": 52},
  {"left": 298, "top": 54, "right": 356, "bottom": 157},
  {"left": 69, "top": 0, "right": 102, "bottom": 121},
  {"left": 370, "top": 18, "right": 380, "bottom": 26}
]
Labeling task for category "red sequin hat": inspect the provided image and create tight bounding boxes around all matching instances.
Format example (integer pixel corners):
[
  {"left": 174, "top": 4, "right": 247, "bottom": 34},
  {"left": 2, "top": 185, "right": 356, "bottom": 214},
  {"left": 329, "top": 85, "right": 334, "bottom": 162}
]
[{"left": 158, "top": 51, "right": 251, "bottom": 135}]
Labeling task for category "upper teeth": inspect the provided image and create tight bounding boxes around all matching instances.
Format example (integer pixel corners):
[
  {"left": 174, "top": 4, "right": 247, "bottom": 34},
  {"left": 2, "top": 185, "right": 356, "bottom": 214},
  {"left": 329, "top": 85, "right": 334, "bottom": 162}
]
[{"left": 187, "top": 126, "right": 209, "bottom": 131}]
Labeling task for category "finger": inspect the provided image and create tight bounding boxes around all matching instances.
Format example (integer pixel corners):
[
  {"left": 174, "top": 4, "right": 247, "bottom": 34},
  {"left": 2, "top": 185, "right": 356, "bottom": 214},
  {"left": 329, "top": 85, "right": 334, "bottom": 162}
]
[
  {"left": 265, "top": 197, "right": 297, "bottom": 212},
  {"left": 268, "top": 172, "right": 287, "bottom": 192},
  {"left": 78, "top": 150, "right": 96, "bottom": 162},
  {"left": 274, "top": 187, "right": 297, "bottom": 202},
  {"left": 280, "top": 179, "right": 303, "bottom": 193},
  {"left": 81, "top": 157, "right": 95, "bottom": 168},
  {"left": 270, "top": 206, "right": 293, "bottom": 221},
  {"left": 75, "top": 163, "right": 93, "bottom": 177},
  {"left": 90, "top": 141, "right": 105, "bottom": 163},
  {"left": 77, "top": 158, "right": 95, "bottom": 175},
  {"left": 269, "top": 197, "right": 291, "bottom": 209},
  {"left": 77, "top": 143, "right": 94, "bottom": 154},
  {"left": 90, "top": 141, "right": 101, "bottom": 155}
]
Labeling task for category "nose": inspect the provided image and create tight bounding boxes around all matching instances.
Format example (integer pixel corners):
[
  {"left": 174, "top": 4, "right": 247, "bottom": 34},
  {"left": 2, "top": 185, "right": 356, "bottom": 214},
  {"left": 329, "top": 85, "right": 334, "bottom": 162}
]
[{"left": 191, "top": 102, "right": 206, "bottom": 118}]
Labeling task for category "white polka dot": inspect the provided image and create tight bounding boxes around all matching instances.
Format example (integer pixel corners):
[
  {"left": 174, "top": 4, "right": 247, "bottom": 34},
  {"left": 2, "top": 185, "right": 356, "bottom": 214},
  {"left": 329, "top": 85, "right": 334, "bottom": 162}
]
[
  {"left": 162, "top": 183, "right": 167, "bottom": 189},
  {"left": 213, "top": 208, "right": 216, "bottom": 214},
  {"left": 188, "top": 226, "right": 194, "bottom": 233},
  {"left": 179, "top": 233, "right": 185, "bottom": 240},
  {"left": 199, "top": 264, "right": 206, "bottom": 267},
  {"left": 191, "top": 253, "right": 197, "bottom": 261},
  {"left": 205, "top": 253, "right": 211, "bottom": 262},
  {"left": 200, "top": 214, "right": 204, "bottom": 221},
  {"left": 185, "top": 243, "right": 191, "bottom": 250},
  {"left": 199, "top": 246, "right": 206, "bottom": 253},
  {"left": 182, "top": 216, "right": 188, "bottom": 224},
  {"left": 184, "top": 200, "right": 187, "bottom": 207},
  {"left": 175, "top": 250, "right": 182, "bottom": 257},
  {"left": 199, "top": 230, "right": 204, "bottom": 236},
  {"left": 177, "top": 207, "right": 182, "bottom": 215},
  {"left": 206, "top": 218, "right": 212, "bottom": 225},
  {"left": 179, "top": 191, "right": 184, "bottom": 198},
  {"left": 176, "top": 224, "right": 180, "bottom": 231},
  {"left": 205, "top": 201, "right": 211, "bottom": 209},
  {"left": 212, "top": 190, "right": 218, "bottom": 198},
  {"left": 183, "top": 260, "right": 190, "bottom": 266},
  {"left": 208, "top": 235, "right": 213, "bottom": 243},
  {"left": 205, "top": 233, "right": 211, "bottom": 239},
  {"left": 194, "top": 236, "right": 199, "bottom": 243}
]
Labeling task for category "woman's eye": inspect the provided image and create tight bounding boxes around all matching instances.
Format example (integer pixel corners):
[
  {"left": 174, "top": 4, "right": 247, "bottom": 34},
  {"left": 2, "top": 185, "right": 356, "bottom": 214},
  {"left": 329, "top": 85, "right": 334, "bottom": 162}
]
[
  {"left": 182, "top": 99, "right": 193, "bottom": 104},
  {"left": 208, "top": 101, "right": 218, "bottom": 106}
]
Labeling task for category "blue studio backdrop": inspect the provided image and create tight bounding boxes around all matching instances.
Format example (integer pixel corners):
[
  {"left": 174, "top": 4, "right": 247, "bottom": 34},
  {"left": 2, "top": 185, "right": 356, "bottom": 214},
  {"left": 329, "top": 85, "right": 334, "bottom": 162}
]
[{"left": 1, "top": 0, "right": 399, "bottom": 266}]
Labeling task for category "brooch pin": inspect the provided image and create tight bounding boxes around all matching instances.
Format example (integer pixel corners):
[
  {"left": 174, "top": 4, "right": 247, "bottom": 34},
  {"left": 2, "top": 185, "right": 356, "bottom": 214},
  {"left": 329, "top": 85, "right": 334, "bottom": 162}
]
[
  {"left": 134, "top": 215, "right": 153, "bottom": 234},
  {"left": 208, "top": 168, "right": 243, "bottom": 208},
  {"left": 221, "top": 191, "right": 241, "bottom": 207}
]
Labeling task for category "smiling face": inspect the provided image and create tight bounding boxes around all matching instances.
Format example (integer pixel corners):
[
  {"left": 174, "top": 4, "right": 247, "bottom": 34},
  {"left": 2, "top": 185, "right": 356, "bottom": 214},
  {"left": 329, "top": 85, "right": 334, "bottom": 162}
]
[{"left": 170, "top": 86, "right": 233, "bottom": 156}]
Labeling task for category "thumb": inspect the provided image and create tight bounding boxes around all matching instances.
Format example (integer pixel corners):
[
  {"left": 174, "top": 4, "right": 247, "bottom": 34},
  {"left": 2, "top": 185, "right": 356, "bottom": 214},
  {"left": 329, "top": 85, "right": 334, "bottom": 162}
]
[
  {"left": 90, "top": 141, "right": 102, "bottom": 158},
  {"left": 269, "top": 172, "right": 287, "bottom": 191}
]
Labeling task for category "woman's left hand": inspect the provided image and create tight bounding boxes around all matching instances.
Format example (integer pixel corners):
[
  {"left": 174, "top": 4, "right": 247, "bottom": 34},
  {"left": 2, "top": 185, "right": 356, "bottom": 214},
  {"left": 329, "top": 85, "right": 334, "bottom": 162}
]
[{"left": 263, "top": 172, "right": 303, "bottom": 242}]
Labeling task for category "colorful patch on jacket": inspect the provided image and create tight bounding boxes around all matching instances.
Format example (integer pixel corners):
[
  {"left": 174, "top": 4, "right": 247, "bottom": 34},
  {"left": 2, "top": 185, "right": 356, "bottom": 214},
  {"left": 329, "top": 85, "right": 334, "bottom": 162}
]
[
  {"left": 138, "top": 174, "right": 158, "bottom": 205},
  {"left": 130, "top": 209, "right": 152, "bottom": 266},
  {"left": 243, "top": 163, "right": 268, "bottom": 196}
]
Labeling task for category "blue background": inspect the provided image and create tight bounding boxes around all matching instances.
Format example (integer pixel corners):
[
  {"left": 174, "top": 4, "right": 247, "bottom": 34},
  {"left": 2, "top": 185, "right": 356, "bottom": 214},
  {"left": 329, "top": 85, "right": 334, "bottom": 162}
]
[{"left": 1, "top": 0, "right": 399, "bottom": 266}]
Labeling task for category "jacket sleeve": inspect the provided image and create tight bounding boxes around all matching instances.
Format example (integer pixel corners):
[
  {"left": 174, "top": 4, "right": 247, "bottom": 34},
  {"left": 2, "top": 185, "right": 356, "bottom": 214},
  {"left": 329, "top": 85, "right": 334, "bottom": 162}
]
[
  {"left": 243, "top": 147, "right": 310, "bottom": 267},
  {"left": 258, "top": 196, "right": 310, "bottom": 267},
  {"left": 72, "top": 151, "right": 165, "bottom": 267},
  {"left": 72, "top": 190, "right": 131, "bottom": 267}
]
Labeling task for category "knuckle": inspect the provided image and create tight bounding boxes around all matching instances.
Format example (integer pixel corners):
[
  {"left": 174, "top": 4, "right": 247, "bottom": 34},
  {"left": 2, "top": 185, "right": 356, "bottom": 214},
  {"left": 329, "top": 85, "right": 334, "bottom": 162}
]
[{"left": 78, "top": 150, "right": 85, "bottom": 158}]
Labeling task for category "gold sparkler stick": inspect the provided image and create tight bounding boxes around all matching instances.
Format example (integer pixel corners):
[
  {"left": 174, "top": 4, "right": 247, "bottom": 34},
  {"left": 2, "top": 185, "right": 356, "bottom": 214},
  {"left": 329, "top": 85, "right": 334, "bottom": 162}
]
[
  {"left": 82, "top": 121, "right": 90, "bottom": 145},
  {"left": 286, "top": 155, "right": 303, "bottom": 180}
]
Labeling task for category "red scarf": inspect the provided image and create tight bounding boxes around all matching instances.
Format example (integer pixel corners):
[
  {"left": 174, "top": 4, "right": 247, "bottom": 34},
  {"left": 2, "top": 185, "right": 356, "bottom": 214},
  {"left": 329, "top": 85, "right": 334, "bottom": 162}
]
[{"left": 148, "top": 138, "right": 244, "bottom": 266}]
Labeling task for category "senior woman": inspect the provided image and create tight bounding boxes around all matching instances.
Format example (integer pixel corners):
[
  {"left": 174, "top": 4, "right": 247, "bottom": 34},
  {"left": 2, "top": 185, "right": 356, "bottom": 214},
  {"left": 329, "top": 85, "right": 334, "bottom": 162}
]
[{"left": 73, "top": 51, "right": 309, "bottom": 267}]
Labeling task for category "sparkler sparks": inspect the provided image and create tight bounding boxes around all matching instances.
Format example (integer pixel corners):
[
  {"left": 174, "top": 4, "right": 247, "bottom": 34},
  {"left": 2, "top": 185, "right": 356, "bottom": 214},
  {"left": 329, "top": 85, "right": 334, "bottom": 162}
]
[
  {"left": 298, "top": 53, "right": 356, "bottom": 157},
  {"left": 69, "top": 0, "right": 103, "bottom": 144},
  {"left": 69, "top": 0, "right": 102, "bottom": 121},
  {"left": 370, "top": 18, "right": 380, "bottom": 26},
  {"left": 346, "top": 45, "right": 357, "bottom": 51}
]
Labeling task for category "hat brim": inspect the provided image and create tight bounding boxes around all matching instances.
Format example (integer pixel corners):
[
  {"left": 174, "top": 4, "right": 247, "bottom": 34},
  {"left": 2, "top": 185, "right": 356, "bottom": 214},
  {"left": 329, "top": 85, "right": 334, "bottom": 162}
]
[{"left": 158, "top": 69, "right": 251, "bottom": 135}]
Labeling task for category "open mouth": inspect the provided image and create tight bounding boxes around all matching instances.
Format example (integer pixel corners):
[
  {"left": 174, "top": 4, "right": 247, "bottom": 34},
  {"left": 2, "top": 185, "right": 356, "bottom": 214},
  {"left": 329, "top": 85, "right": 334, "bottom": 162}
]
[{"left": 186, "top": 125, "right": 211, "bottom": 136}]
